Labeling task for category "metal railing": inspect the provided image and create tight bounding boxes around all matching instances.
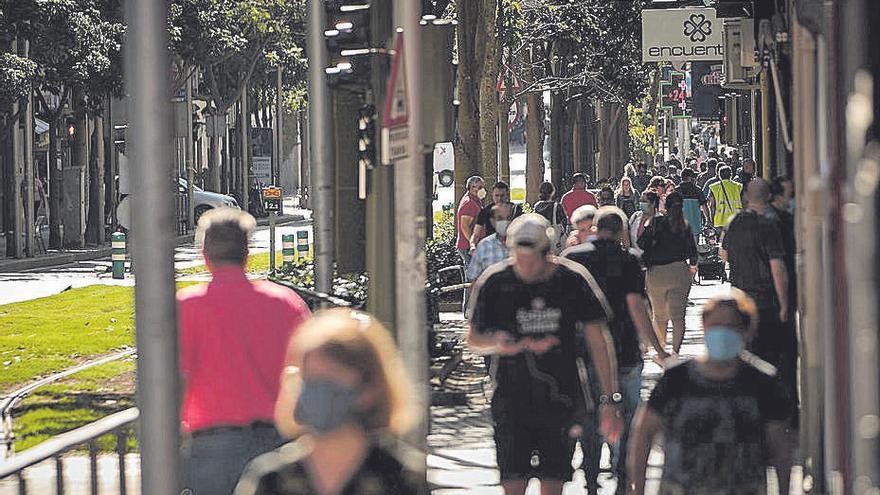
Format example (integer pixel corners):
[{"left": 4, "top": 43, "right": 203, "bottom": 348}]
[{"left": 0, "top": 408, "right": 138, "bottom": 495}]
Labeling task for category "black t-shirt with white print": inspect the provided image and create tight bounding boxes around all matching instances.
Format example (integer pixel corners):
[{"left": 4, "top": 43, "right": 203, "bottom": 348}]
[{"left": 470, "top": 258, "right": 610, "bottom": 426}]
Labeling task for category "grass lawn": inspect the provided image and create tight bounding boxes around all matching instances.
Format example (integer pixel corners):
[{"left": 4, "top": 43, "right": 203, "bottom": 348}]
[
  {"left": 12, "top": 359, "right": 138, "bottom": 452},
  {"left": 177, "top": 250, "right": 282, "bottom": 275},
  {"left": 0, "top": 285, "right": 136, "bottom": 393}
]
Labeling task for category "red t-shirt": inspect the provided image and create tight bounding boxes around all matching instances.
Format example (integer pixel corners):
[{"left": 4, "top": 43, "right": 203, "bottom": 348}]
[
  {"left": 456, "top": 193, "right": 483, "bottom": 249},
  {"left": 177, "top": 267, "right": 310, "bottom": 433},
  {"left": 560, "top": 188, "right": 598, "bottom": 219}
]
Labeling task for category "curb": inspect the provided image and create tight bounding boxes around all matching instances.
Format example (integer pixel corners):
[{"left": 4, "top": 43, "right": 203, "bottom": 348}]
[{"left": 0, "top": 214, "right": 306, "bottom": 273}]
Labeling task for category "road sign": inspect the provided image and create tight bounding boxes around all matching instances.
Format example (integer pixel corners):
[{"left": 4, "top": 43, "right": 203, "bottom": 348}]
[
  {"left": 262, "top": 185, "right": 282, "bottom": 212},
  {"left": 381, "top": 126, "right": 409, "bottom": 165},
  {"left": 496, "top": 73, "right": 522, "bottom": 100},
  {"left": 383, "top": 32, "right": 409, "bottom": 129}
]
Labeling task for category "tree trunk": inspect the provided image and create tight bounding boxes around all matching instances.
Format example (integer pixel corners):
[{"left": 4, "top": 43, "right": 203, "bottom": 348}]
[
  {"left": 48, "top": 119, "right": 62, "bottom": 248},
  {"left": 299, "top": 110, "right": 310, "bottom": 208},
  {"left": 85, "top": 112, "right": 105, "bottom": 245},
  {"left": 498, "top": 99, "right": 510, "bottom": 184},
  {"left": 525, "top": 91, "right": 544, "bottom": 204},
  {"left": 478, "top": 0, "right": 499, "bottom": 180},
  {"left": 453, "top": 0, "right": 483, "bottom": 203},
  {"left": 67, "top": 89, "right": 88, "bottom": 248},
  {"left": 549, "top": 91, "right": 566, "bottom": 192}
]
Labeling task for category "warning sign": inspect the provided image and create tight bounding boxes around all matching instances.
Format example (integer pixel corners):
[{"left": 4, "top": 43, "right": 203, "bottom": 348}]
[{"left": 383, "top": 32, "right": 409, "bottom": 129}]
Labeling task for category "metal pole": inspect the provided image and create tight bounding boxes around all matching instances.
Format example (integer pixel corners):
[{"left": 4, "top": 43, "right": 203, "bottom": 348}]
[
  {"left": 276, "top": 66, "right": 283, "bottom": 187},
  {"left": 125, "top": 0, "right": 181, "bottom": 493},
  {"left": 240, "top": 86, "right": 250, "bottom": 214},
  {"left": 269, "top": 212, "right": 276, "bottom": 275},
  {"left": 10, "top": 36, "right": 24, "bottom": 259},
  {"left": 185, "top": 70, "right": 195, "bottom": 230},
  {"left": 23, "top": 40, "right": 35, "bottom": 257},
  {"left": 307, "top": 0, "right": 336, "bottom": 294},
  {"left": 394, "top": 0, "right": 429, "bottom": 466}
]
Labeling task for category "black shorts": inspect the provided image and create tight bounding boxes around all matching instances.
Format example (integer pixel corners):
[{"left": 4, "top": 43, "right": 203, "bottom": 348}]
[{"left": 494, "top": 418, "right": 576, "bottom": 482}]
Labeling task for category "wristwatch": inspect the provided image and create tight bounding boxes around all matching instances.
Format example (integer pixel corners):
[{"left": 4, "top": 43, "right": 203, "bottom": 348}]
[{"left": 598, "top": 392, "right": 623, "bottom": 405}]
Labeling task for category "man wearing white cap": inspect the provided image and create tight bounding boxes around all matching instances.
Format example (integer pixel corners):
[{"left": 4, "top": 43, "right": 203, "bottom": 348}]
[{"left": 468, "top": 213, "right": 623, "bottom": 495}]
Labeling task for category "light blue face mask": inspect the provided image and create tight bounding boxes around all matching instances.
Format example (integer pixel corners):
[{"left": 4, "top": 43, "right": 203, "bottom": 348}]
[
  {"left": 294, "top": 379, "right": 362, "bottom": 435},
  {"left": 704, "top": 326, "right": 745, "bottom": 361},
  {"left": 789, "top": 198, "right": 796, "bottom": 213},
  {"left": 639, "top": 201, "right": 651, "bottom": 213}
]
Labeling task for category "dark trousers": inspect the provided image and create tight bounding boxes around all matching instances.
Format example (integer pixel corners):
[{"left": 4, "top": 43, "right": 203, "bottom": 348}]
[
  {"left": 750, "top": 307, "right": 800, "bottom": 427},
  {"left": 182, "top": 424, "right": 285, "bottom": 495}
]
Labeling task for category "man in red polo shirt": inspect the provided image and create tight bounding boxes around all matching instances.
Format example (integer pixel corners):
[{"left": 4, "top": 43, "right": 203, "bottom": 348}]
[
  {"left": 560, "top": 173, "right": 598, "bottom": 218},
  {"left": 178, "top": 209, "right": 310, "bottom": 495}
]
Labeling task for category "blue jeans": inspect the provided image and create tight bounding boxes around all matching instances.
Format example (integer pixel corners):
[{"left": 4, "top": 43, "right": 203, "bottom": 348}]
[
  {"left": 581, "top": 362, "right": 643, "bottom": 492},
  {"left": 181, "top": 424, "right": 285, "bottom": 495}
]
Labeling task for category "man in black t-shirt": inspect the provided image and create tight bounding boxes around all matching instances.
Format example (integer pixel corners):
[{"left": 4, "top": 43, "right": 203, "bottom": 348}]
[
  {"left": 628, "top": 291, "right": 793, "bottom": 495},
  {"left": 562, "top": 208, "right": 668, "bottom": 495},
  {"left": 471, "top": 181, "right": 523, "bottom": 248},
  {"left": 721, "top": 179, "right": 791, "bottom": 373},
  {"left": 468, "top": 214, "right": 623, "bottom": 495}
]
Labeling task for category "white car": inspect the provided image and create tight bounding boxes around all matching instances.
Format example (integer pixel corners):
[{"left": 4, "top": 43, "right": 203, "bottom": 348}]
[{"left": 177, "top": 178, "right": 239, "bottom": 222}]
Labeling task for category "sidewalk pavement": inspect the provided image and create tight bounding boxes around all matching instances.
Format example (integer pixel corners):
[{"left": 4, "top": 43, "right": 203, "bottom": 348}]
[
  {"left": 427, "top": 282, "right": 730, "bottom": 495},
  {"left": 0, "top": 207, "right": 309, "bottom": 274}
]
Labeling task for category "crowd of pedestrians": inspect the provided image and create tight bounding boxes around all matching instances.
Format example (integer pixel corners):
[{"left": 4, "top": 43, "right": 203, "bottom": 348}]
[
  {"left": 458, "top": 146, "right": 800, "bottom": 494},
  {"left": 174, "top": 143, "right": 799, "bottom": 495}
]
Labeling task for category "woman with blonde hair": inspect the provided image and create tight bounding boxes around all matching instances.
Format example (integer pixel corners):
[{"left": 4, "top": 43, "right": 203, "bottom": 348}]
[{"left": 235, "top": 309, "right": 422, "bottom": 495}]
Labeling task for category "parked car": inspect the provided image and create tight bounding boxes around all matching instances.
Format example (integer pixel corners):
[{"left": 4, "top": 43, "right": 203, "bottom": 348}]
[{"left": 177, "top": 178, "right": 239, "bottom": 223}]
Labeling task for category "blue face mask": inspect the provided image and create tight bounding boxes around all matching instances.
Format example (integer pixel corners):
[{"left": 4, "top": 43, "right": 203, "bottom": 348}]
[
  {"left": 294, "top": 379, "right": 362, "bottom": 435},
  {"left": 640, "top": 201, "right": 651, "bottom": 213},
  {"left": 789, "top": 198, "right": 796, "bottom": 213},
  {"left": 704, "top": 326, "right": 745, "bottom": 361}
]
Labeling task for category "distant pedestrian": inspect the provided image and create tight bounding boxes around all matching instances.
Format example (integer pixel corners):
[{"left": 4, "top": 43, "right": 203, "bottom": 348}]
[
  {"left": 628, "top": 191, "right": 660, "bottom": 259},
  {"left": 615, "top": 177, "right": 639, "bottom": 219},
  {"left": 563, "top": 208, "right": 669, "bottom": 495},
  {"left": 533, "top": 181, "right": 569, "bottom": 253},
  {"left": 597, "top": 185, "right": 615, "bottom": 207},
  {"left": 735, "top": 158, "right": 757, "bottom": 199},
  {"left": 627, "top": 290, "right": 794, "bottom": 495},
  {"left": 560, "top": 173, "right": 598, "bottom": 218},
  {"left": 721, "top": 179, "right": 795, "bottom": 423},
  {"left": 700, "top": 159, "right": 721, "bottom": 196},
  {"left": 623, "top": 163, "right": 637, "bottom": 180},
  {"left": 466, "top": 203, "right": 513, "bottom": 283},
  {"left": 456, "top": 176, "right": 486, "bottom": 311},
  {"left": 472, "top": 181, "right": 523, "bottom": 246},
  {"left": 666, "top": 163, "right": 682, "bottom": 186},
  {"left": 638, "top": 192, "right": 697, "bottom": 353},
  {"left": 631, "top": 162, "right": 652, "bottom": 194},
  {"left": 179, "top": 208, "right": 311, "bottom": 495},
  {"left": 707, "top": 165, "right": 743, "bottom": 228},
  {"left": 566, "top": 204, "right": 598, "bottom": 248},
  {"left": 675, "top": 168, "right": 710, "bottom": 244},
  {"left": 468, "top": 214, "right": 623, "bottom": 495},
  {"left": 236, "top": 309, "right": 422, "bottom": 495}
]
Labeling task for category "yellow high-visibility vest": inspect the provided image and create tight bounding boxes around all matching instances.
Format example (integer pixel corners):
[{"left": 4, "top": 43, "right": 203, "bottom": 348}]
[{"left": 709, "top": 180, "right": 743, "bottom": 226}]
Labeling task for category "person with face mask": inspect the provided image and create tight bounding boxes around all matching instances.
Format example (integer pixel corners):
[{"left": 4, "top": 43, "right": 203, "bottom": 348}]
[
  {"left": 565, "top": 204, "right": 597, "bottom": 248},
  {"left": 471, "top": 181, "right": 523, "bottom": 248},
  {"left": 457, "top": 176, "right": 486, "bottom": 312},
  {"left": 626, "top": 290, "right": 794, "bottom": 495},
  {"left": 627, "top": 191, "right": 660, "bottom": 259},
  {"left": 236, "top": 309, "right": 422, "bottom": 495},
  {"left": 466, "top": 203, "right": 513, "bottom": 286}
]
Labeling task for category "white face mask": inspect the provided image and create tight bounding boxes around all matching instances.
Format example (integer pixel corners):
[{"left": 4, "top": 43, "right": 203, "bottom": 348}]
[
  {"left": 494, "top": 220, "right": 510, "bottom": 237},
  {"left": 476, "top": 188, "right": 487, "bottom": 200}
]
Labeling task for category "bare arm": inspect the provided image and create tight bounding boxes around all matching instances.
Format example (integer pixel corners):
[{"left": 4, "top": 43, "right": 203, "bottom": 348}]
[
  {"left": 460, "top": 214, "right": 475, "bottom": 245},
  {"left": 626, "top": 406, "right": 662, "bottom": 495},
  {"left": 719, "top": 247, "right": 728, "bottom": 262},
  {"left": 274, "top": 366, "right": 303, "bottom": 439},
  {"left": 467, "top": 324, "right": 525, "bottom": 356},
  {"left": 770, "top": 258, "right": 789, "bottom": 320},
  {"left": 708, "top": 194, "right": 716, "bottom": 225},
  {"left": 469, "top": 223, "right": 485, "bottom": 249},
  {"left": 582, "top": 321, "right": 619, "bottom": 396},
  {"left": 627, "top": 294, "right": 667, "bottom": 358},
  {"left": 765, "top": 421, "right": 793, "bottom": 495}
]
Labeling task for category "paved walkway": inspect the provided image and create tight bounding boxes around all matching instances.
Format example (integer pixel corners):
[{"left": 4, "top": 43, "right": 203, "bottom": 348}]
[{"left": 427, "top": 282, "right": 730, "bottom": 495}]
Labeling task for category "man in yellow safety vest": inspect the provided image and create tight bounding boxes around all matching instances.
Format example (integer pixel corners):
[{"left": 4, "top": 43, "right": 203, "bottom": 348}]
[{"left": 708, "top": 165, "right": 743, "bottom": 227}]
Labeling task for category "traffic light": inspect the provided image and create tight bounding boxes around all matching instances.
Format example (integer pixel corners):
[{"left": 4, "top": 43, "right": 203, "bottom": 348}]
[
  {"left": 323, "top": 1, "right": 373, "bottom": 87},
  {"left": 356, "top": 104, "right": 376, "bottom": 199}
]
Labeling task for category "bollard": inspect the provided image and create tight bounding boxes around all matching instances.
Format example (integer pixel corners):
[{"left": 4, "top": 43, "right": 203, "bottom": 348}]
[
  {"left": 282, "top": 234, "right": 295, "bottom": 268},
  {"left": 296, "top": 230, "right": 310, "bottom": 261},
  {"left": 111, "top": 232, "right": 126, "bottom": 279}
]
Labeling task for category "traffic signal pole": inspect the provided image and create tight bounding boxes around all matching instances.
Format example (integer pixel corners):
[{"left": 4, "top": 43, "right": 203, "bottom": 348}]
[
  {"left": 307, "top": 0, "right": 336, "bottom": 295},
  {"left": 125, "top": 0, "right": 181, "bottom": 493},
  {"left": 394, "top": 0, "right": 429, "bottom": 462}
]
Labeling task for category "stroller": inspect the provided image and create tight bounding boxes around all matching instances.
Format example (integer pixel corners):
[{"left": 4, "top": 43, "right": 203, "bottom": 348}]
[{"left": 696, "top": 226, "right": 727, "bottom": 284}]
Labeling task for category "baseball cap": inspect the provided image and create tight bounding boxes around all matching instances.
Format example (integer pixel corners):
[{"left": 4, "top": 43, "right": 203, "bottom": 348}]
[{"left": 506, "top": 213, "right": 552, "bottom": 252}]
